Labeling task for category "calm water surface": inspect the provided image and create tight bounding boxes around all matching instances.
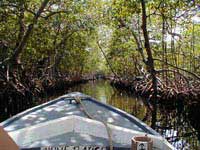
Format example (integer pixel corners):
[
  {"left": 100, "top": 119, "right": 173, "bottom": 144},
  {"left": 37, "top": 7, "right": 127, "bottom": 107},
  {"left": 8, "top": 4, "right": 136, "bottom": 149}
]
[
  {"left": 66, "top": 80, "right": 199, "bottom": 150},
  {"left": 2, "top": 79, "right": 199, "bottom": 150}
]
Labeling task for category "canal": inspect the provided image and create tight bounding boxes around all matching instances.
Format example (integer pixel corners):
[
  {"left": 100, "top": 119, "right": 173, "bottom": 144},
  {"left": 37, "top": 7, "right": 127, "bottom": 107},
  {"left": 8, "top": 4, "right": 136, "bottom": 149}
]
[
  {"left": 67, "top": 80, "right": 199, "bottom": 150},
  {"left": 1, "top": 79, "right": 200, "bottom": 150}
]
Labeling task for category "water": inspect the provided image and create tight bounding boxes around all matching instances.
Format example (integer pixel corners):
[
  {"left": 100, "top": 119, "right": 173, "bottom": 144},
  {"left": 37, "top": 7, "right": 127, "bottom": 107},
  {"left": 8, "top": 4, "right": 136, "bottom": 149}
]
[
  {"left": 1, "top": 79, "right": 199, "bottom": 149},
  {"left": 67, "top": 80, "right": 200, "bottom": 150},
  {"left": 68, "top": 80, "right": 147, "bottom": 120}
]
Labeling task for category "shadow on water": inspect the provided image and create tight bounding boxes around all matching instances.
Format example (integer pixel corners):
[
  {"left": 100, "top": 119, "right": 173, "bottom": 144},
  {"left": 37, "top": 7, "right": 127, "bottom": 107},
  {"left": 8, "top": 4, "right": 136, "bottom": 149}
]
[
  {"left": 1, "top": 79, "right": 200, "bottom": 149},
  {"left": 68, "top": 80, "right": 200, "bottom": 150}
]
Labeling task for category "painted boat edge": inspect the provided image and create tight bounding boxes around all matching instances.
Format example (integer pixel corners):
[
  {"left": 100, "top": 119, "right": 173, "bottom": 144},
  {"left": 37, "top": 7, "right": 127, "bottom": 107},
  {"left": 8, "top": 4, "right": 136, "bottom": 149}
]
[{"left": 1, "top": 92, "right": 157, "bottom": 136}]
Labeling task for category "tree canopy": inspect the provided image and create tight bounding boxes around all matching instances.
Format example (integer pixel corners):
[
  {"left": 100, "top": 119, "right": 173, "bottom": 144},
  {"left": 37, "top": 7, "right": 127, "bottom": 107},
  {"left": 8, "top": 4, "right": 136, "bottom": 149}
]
[{"left": 1, "top": 0, "right": 200, "bottom": 149}]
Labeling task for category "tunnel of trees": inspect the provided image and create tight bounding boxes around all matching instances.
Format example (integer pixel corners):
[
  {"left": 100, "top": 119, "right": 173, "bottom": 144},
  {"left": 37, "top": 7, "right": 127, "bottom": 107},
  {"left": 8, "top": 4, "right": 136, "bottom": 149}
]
[{"left": 1, "top": 0, "right": 200, "bottom": 137}]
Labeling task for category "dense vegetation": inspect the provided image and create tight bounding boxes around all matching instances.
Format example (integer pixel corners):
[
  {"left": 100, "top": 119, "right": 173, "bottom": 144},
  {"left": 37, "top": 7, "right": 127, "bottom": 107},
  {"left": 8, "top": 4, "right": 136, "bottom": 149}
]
[
  {"left": 1, "top": 0, "right": 200, "bottom": 149},
  {"left": 1, "top": 0, "right": 200, "bottom": 138}
]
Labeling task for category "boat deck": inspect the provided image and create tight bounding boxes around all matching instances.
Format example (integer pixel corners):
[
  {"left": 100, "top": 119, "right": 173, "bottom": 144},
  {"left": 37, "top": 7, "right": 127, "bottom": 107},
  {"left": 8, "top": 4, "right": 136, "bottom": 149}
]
[
  {"left": 2, "top": 93, "right": 156, "bottom": 134},
  {"left": 1, "top": 92, "right": 172, "bottom": 150}
]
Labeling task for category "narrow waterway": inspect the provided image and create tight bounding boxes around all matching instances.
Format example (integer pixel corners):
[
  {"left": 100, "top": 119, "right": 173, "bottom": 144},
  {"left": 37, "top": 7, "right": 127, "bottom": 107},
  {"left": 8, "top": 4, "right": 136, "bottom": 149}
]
[
  {"left": 1, "top": 79, "right": 200, "bottom": 149},
  {"left": 67, "top": 80, "right": 199, "bottom": 150}
]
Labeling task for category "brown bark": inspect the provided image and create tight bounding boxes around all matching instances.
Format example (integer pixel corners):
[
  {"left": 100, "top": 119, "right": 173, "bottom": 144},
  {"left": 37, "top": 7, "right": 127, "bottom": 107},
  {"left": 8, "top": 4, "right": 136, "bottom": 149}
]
[
  {"left": 156, "top": 69, "right": 190, "bottom": 88},
  {"left": 11, "top": 0, "right": 50, "bottom": 65},
  {"left": 15, "top": 1, "right": 25, "bottom": 49},
  {"left": 141, "top": 0, "right": 158, "bottom": 129}
]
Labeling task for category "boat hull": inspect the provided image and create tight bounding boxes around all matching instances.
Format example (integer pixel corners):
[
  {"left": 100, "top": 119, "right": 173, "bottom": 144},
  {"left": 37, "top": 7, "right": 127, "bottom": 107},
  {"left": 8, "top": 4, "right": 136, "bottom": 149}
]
[{"left": 0, "top": 92, "right": 175, "bottom": 150}]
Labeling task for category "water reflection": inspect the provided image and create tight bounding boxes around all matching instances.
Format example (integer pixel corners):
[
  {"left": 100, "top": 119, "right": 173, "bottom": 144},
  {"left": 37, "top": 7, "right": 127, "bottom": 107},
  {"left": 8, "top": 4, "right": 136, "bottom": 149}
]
[
  {"left": 68, "top": 80, "right": 200, "bottom": 150},
  {"left": 1, "top": 79, "right": 199, "bottom": 149},
  {"left": 68, "top": 80, "right": 146, "bottom": 120},
  {"left": 158, "top": 104, "right": 199, "bottom": 149}
]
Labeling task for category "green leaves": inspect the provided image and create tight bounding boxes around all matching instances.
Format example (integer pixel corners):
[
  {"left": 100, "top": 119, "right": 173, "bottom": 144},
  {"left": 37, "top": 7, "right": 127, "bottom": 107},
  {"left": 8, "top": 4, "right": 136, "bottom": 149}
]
[{"left": 1, "top": 0, "right": 200, "bottom": 77}]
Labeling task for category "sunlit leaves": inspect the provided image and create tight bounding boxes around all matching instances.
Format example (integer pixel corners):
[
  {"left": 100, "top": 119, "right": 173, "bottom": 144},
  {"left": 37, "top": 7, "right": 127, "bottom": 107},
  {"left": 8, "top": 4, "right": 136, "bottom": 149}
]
[{"left": 1, "top": 0, "right": 200, "bottom": 77}]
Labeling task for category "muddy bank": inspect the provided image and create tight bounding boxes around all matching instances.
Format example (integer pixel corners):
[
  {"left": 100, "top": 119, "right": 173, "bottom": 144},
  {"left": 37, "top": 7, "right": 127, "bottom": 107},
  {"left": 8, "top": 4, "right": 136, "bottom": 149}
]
[
  {"left": 109, "top": 78, "right": 200, "bottom": 104},
  {"left": 42, "top": 77, "right": 89, "bottom": 96},
  {"left": 0, "top": 77, "right": 89, "bottom": 122}
]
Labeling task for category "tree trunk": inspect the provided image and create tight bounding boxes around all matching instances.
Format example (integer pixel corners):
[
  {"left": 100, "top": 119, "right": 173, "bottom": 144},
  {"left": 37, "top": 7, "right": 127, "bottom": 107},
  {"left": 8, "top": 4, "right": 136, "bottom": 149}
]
[
  {"left": 15, "top": 1, "right": 25, "bottom": 49},
  {"left": 11, "top": 0, "right": 49, "bottom": 66},
  {"left": 141, "top": 0, "right": 158, "bottom": 129}
]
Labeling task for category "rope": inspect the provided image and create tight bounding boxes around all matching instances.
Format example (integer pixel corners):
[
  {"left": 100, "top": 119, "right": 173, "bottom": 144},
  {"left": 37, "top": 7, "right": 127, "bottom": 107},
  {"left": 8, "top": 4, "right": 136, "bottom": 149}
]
[{"left": 74, "top": 97, "right": 113, "bottom": 150}]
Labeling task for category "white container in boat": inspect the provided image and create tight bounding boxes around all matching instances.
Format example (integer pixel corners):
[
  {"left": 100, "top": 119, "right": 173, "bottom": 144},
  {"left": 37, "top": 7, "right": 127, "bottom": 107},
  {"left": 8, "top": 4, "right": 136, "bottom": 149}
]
[{"left": 131, "top": 136, "right": 153, "bottom": 150}]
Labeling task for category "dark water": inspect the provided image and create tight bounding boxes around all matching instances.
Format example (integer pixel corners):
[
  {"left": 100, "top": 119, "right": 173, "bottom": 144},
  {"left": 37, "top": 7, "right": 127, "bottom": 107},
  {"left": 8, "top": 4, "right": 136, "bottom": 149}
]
[
  {"left": 67, "top": 80, "right": 200, "bottom": 150},
  {"left": 1, "top": 79, "right": 200, "bottom": 149}
]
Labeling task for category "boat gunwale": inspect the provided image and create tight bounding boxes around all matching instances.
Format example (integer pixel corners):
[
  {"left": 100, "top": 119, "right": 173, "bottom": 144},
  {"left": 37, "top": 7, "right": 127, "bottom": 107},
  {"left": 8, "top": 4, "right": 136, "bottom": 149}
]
[
  {"left": 20, "top": 146, "right": 131, "bottom": 150},
  {"left": 85, "top": 97, "right": 159, "bottom": 135},
  {"left": 1, "top": 92, "right": 159, "bottom": 136}
]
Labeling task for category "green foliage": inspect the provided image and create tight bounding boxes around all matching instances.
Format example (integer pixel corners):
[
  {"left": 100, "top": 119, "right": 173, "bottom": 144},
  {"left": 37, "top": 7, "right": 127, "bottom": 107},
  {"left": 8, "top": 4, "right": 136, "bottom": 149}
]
[
  {"left": 0, "top": 0, "right": 108, "bottom": 77},
  {"left": 0, "top": 0, "right": 200, "bottom": 78},
  {"left": 106, "top": 0, "right": 200, "bottom": 79},
  {"left": 107, "top": 28, "right": 142, "bottom": 78}
]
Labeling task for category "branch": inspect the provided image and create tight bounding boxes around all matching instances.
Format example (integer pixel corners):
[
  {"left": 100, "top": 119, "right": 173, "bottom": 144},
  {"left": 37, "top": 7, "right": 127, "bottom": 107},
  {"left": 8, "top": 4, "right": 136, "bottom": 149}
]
[
  {"left": 118, "top": 18, "right": 147, "bottom": 64},
  {"left": 96, "top": 41, "right": 120, "bottom": 79},
  {"left": 147, "top": 1, "right": 163, "bottom": 17},
  {"left": 175, "top": 7, "right": 197, "bottom": 19},
  {"left": 0, "top": 3, "right": 37, "bottom": 16},
  {"left": 154, "top": 58, "right": 200, "bottom": 80},
  {"left": 156, "top": 69, "right": 190, "bottom": 87},
  {"left": 42, "top": 10, "right": 70, "bottom": 19},
  {"left": 11, "top": 0, "right": 50, "bottom": 65},
  {"left": 0, "top": 71, "right": 25, "bottom": 95}
]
